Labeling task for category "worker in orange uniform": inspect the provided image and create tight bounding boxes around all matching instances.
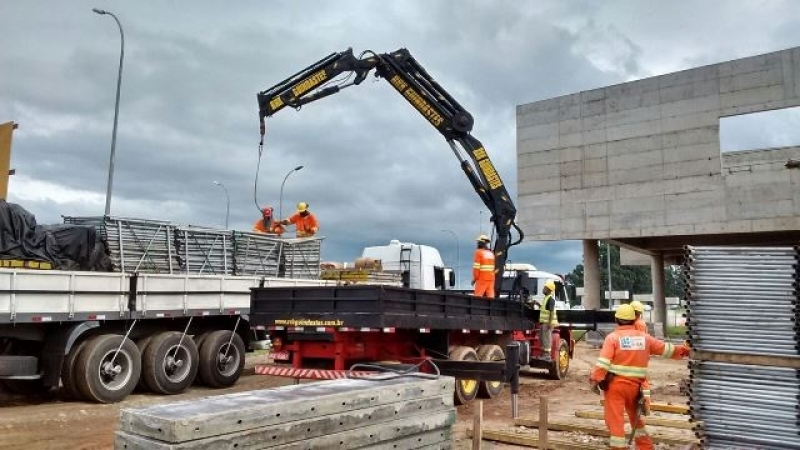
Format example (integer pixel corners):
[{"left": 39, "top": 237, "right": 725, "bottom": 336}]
[
  {"left": 538, "top": 280, "right": 558, "bottom": 360},
  {"left": 471, "top": 234, "right": 495, "bottom": 298},
  {"left": 590, "top": 304, "right": 690, "bottom": 450},
  {"left": 253, "top": 206, "right": 284, "bottom": 235},
  {"left": 629, "top": 300, "right": 651, "bottom": 415},
  {"left": 280, "top": 202, "right": 319, "bottom": 237}
]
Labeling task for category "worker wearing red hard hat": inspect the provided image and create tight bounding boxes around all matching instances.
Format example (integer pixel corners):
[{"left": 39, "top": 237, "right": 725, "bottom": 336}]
[
  {"left": 471, "top": 234, "right": 495, "bottom": 298},
  {"left": 253, "top": 206, "right": 284, "bottom": 235}
]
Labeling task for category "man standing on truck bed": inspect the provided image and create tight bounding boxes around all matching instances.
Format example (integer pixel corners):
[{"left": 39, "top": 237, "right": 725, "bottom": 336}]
[
  {"left": 280, "top": 202, "right": 319, "bottom": 237},
  {"left": 253, "top": 206, "right": 285, "bottom": 235},
  {"left": 472, "top": 234, "right": 495, "bottom": 298},
  {"left": 538, "top": 280, "right": 558, "bottom": 360},
  {"left": 590, "top": 304, "right": 690, "bottom": 450}
]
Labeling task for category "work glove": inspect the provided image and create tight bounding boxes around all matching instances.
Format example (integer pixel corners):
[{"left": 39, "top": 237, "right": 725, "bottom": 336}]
[{"left": 590, "top": 381, "right": 601, "bottom": 395}]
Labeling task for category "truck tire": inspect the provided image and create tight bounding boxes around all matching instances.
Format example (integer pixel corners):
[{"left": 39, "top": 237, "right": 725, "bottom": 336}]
[
  {"left": 547, "top": 339, "right": 570, "bottom": 380},
  {"left": 141, "top": 332, "right": 199, "bottom": 395},
  {"left": 61, "top": 339, "right": 90, "bottom": 401},
  {"left": 134, "top": 335, "right": 155, "bottom": 391},
  {"left": 449, "top": 346, "right": 479, "bottom": 405},
  {"left": 75, "top": 334, "right": 141, "bottom": 404},
  {"left": 476, "top": 345, "right": 505, "bottom": 399},
  {"left": 197, "top": 330, "right": 245, "bottom": 388}
]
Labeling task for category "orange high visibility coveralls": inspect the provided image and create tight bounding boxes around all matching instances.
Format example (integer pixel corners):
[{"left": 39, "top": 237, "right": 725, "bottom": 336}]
[
  {"left": 632, "top": 316, "right": 652, "bottom": 412},
  {"left": 590, "top": 325, "right": 689, "bottom": 449},
  {"left": 284, "top": 211, "right": 319, "bottom": 237},
  {"left": 253, "top": 218, "right": 284, "bottom": 234},
  {"left": 472, "top": 248, "right": 495, "bottom": 298}
]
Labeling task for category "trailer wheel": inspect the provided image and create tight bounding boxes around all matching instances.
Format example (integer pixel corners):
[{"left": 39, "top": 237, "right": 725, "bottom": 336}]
[
  {"left": 141, "top": 332, "right": 199, "bottom": 395},
  {"left": 61, "top": 339, "right": 90, "bottom": 401},
  {"left": 75, "top": 334, "right": 141, "bottom": 404},
  {"left": 449, "top": 346, "right": 479, "bottom": 405},
  {"left": 191, "top": 332, "right": 212, "bottom": 385},
  {"left": 476, "top": 345, "right": 505, "bottom": 399},
  {"left": 198, "top": 330, "right": 245, "bottom": 388},
  {"left": 547, "top": 339, "right": 570, "bottom": 380},
  {"left": 134, "top": 335, "right": 155, "bottom": 391}
]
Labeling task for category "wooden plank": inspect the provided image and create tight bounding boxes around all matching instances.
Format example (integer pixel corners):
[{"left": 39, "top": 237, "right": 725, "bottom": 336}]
[
  {"left": 514, "top": 418, "right": 699, "bottom": 446},
  {"left": 575, "top": 410, "right": 695, "bottom": 430},
  {"left": 539, "top": 396, "right": 549, "bottom": 450},
  {"left": 600, "top": 399, "right": 689, "bottom": 415},
  {"left": 692, "top": 350, "right": 800, "bottom": 369},
  {"left": 472, "top": 400, "right": 482, "bottom": 450},
  {"left": 466, "top": 429, "right": 605, "bottom": 450}
]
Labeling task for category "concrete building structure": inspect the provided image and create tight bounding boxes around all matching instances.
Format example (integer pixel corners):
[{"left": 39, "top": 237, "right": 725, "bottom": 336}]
[{"left": 516, "top": 47, "right": 800, "bottom": 328}]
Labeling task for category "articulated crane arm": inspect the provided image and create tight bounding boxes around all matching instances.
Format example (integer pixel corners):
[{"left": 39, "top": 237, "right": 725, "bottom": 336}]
[{"left": 257, "top": 48, "right": 524, "bottom": 295}]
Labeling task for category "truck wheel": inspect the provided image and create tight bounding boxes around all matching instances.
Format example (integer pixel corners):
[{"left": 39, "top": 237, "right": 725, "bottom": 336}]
[
  {"left": 198, "top": 330, "right": 245, "bottom": 388},
  {"left": 134, "top": 335, "right": 155, "bottom": 391},
  {"left": 449, "top": 346, "right": 479, "bottom": 405},
  {"left": 547, "top": 340, "right": 570, "bottom": 380},
  {"left": 142, "top": 332, "right": 199, "bottom": 395},
  {"left": 61, "top": 339, "right": 90, "bottom": 401},
  {"left": 75, "top": 334, "right": 141, "bottom": 404},
  {"left": 476, "top": 345, "right": 505, "bottom": 399}
]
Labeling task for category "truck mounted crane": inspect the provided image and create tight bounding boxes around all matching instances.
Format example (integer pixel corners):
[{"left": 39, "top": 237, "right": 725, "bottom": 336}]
[{"left": 257, "top": 48, "right": 524, "bottom": 296}]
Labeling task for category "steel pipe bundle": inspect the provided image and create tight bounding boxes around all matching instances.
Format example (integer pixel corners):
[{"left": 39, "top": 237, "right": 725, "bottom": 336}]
[{"left": 685, "top": 245, "right": 800, "bottom": 449}]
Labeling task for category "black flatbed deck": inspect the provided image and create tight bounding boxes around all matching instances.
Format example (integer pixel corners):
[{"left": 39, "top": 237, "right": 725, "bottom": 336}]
[{"left": 250, "top": 285, "right": 615, "bottom": 331}]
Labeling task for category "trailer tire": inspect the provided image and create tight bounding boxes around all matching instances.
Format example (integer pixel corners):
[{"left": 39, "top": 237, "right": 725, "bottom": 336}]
[
  {"left": 134, "top": 335, "right": 156, "bottom": 392},
  {"left": 61, "top": 339, "right": 90, "bottom": 401},
  {"left": 75, "top": 335, "right": 141, "bottom": 404},
  {"left": 191, "top": 332, "right": 212, "bottom": 385},
  {"left": 198, "top": 330, "right": 245, "bottom": 388},
  {"left": 476, "top": 345, "right": 505, "bottom": 399},
  {"left": 141, "top": 332, "right": 199, "bottom": 395},
  {"left": 547, "top": 339, "right": 570, "bottom": 380},
  {"left": 449, "top": 346, "right": 479, "bottom": 405}
]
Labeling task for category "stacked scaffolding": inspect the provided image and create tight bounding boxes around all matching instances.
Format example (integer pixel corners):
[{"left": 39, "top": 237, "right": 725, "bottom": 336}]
[
  {"left": 63, "top": 216, "right": 321, "bottom": 279},
  {"left": 684, "top": 245, "right": 800, "bottom": 449}
]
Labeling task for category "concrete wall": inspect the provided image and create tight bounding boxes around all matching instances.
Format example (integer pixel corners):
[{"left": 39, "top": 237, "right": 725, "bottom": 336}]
[{"left": 517, "top": 47, "right": 800, "bottom": 242}]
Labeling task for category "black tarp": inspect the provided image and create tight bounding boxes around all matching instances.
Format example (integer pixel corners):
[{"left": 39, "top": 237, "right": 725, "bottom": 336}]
[{"left": 0, "top": 201, "right": 113, "bottom": 271}]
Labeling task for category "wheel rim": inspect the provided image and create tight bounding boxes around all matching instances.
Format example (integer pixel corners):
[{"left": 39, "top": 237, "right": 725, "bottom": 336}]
[
  {"left": 460, "top": 379, "right": 478, "bottom": 395},
  {"left": 558, "top": 346, "right": 569, "bottom": 374},
  {"left": 217, "top": 343, "right": 240, "bottom": 377},
  {"left": 97, "top": 349, "right": 133, "bottom": 391},
  {"left": 164, "top": 345, "right": 192, "bottom": 383}
]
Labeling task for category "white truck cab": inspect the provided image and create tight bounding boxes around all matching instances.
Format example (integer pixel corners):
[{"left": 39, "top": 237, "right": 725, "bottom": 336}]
[
  {"left": 500, "top": 263, "right": 571, "bottom": 310},
  {"left": 361, "top": 240, "right": 455, "bottom": 290}
]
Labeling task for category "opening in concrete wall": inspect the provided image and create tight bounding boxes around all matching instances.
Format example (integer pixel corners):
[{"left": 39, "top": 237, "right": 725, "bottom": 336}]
[{"left": 720, "top": 107, "right": 800, "bottom": 153}]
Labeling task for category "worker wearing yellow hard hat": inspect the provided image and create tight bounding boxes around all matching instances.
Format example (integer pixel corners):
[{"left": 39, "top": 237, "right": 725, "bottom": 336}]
[
  {"left": 472, "top": 234, "right": 495, "bottom": 298},
  {"left": 590, "top": 303, "right": 690, "bottom": 450},
  {"left": 280, "top": 202, "right": 319, "bottom": 238},
  {"left": 537, "top": 279, "right": 559, "bottom": 360}
]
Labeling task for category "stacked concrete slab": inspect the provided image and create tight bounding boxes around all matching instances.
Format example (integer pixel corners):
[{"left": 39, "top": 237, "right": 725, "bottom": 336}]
[{"left": 115, "top": 376, "right": 456, "bottom": 450}]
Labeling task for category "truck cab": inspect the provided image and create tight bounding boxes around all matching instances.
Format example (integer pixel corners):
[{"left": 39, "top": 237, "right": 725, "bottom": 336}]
[
  {"left": 500, "top": 263, "right": 571, "bottom": 310},
  {"left": 361, "top": 240, "right": 455, "bottom": 290}
]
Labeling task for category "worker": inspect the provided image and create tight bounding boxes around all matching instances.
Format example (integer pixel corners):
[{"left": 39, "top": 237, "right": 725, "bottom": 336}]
[
  {"left": 590, "top": 304, "right": 690, "bottom": 450},
  {"left": 471, "top": 234, "right": 495, "bottom": 298},
  {"left": 538, "top": 280, "right": 558, "bottom": 360},
  {"left": 629, "top": 300, "right": 651, "bottom": 415},
  {"left": 280, "top": 202, "right": 319, "bottom": 237},
  {"left": 252, "top": 206, "right": 284, "bottom": 235}
]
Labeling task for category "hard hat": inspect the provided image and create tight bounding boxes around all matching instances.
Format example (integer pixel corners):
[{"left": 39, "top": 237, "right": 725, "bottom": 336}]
[
  {"left": 261, "top": 206, "right": 273, "bottom": 215},
  {"left": 544, "top": 280, "right": 556, "bottom": 291},
  {"left": 297, "top": 202, "right": 308, "bottom": 212},
  {"left": 476, "top": 234, "right": 490, "bottom": 243},
  {"left": 630, "top": 300, "right": 645, "bottom": 313},
  {"left": 615, "top": 304, "right": 636, "bottom": 321}
]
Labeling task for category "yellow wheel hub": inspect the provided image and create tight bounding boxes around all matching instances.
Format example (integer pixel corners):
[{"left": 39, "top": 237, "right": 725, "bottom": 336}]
[
  {"left": 558, "top": 348, "right": 569, "bottom": 373},
  {"left": 460, "top": 378, "right": 477, "bottom": 393}
]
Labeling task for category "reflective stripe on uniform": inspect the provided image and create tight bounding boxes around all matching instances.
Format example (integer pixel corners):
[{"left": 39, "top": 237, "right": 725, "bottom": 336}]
[
  {"left": 661, "top": 342, "right": 675, "bottom": 358},
  {"left": 596, "top": 357, "right": 611, "bottom": 370},
  {"left": 479, "top": 265, "right": 494, "bottom": 271},
  {"left": 608, "top": 364, "right": 648, "bottom": 378},
  {"left": 642, "top": 389, "right": 651, "bottom": 398},
  {"left": 609, "top": 435, "right": 627, "bottom": 447},
  {"left": 633, "top": 426, "right": 649, "bottom": 437},
  {"left": 473, "top": 262, "right": 481, "bottom": 268}
]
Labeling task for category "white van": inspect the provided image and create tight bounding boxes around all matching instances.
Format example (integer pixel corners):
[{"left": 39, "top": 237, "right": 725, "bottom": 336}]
[
  {"left": 500, "top": 263, "right": 571, "bottom": 310},
  {"left": 361, "top": 240, "right": 455, "bottom": 291}
]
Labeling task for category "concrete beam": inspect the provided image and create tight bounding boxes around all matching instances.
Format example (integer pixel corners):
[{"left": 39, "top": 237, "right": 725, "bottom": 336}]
[{"left": 582, "top": 240, "right": 601, "bottom": 309}]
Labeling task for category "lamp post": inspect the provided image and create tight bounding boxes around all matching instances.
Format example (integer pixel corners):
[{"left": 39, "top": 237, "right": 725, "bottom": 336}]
[
  {"left": 441, "top": 229, "right": 460, "bottom": 289},
  {"left": 279, "top": 165, "right": 304, "bottom": 219},
  {"left": 212, "top": 181, "right": 230, "bottom": 229},
  {"left": 92, "top": 8, "right": 124, "bottom": 217}
]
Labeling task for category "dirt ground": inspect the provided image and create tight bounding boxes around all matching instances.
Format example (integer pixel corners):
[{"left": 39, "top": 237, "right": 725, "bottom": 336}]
[{"left": 0, "top": 342, "right": 691, "bottom": 450}]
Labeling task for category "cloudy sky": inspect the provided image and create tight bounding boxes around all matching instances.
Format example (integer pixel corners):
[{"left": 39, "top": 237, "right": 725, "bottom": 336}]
[{"left": 3, "top": 1, "right": 800, "bottom": 283}]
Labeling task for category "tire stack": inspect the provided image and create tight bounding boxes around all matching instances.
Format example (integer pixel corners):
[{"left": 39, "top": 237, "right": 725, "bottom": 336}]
[
  {"left": 115, "top": 376, "right": 456, "bottom": 450},
  {"left": 684, "top": 245, "right": 800, "bottom": 449}
]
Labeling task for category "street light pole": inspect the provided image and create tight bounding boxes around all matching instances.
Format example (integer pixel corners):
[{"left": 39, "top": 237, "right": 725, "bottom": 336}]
[
  {"left": 93, "top": 8, "right": 124, "bottom": 217},
  {"left": 441, "top": 229, "right": 460, "bottom": 289},
  {"left": 279, "top": 165, "right": 304, "bottom": 219},
  {"left": 212, "top": 181, "right": 230, "bottom": 229}
]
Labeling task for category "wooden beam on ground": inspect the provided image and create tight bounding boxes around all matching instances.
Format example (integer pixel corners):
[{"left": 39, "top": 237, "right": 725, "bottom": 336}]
[
  {"left": 539, "top": 396, "right": 549, "bottom": 450},
  {"left": 575, "top": 410, "right": 696, "bottom": 430},
  {"left": 472, "top": 400, "right": 482, "bottom": 450},
  {"left": 514, "top": 418, "right": 699, "bottom": 447},
  {"left": 692, "top": 350, "right": 800, "bottom": 369},
  {"left": 600, "top": 399, "right": 689, "bottom": 415},
  {"left": 466, "top": 429, "right": 605, "bottom": 450}
]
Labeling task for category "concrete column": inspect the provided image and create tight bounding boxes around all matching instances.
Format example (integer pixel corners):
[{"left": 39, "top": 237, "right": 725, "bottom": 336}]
[
  {"left": 651, "top": 253, "right": 667, "bottom": 333},
  {"left": 582, "top": 240, "right": 601, "bottom": 310}
]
